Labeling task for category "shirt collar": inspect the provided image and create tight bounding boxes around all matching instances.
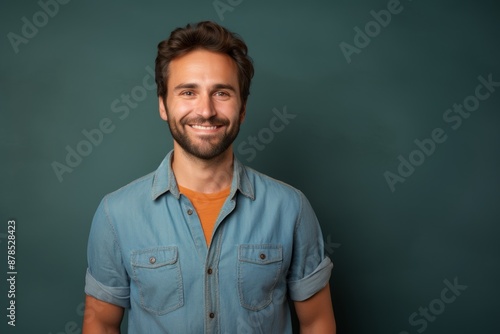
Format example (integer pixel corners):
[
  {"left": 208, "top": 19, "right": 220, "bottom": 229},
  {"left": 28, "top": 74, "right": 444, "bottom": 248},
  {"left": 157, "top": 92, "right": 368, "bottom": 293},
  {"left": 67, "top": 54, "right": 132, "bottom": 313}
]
[{"left": 151, "top": 150, "right": 254, "bottom": 201}]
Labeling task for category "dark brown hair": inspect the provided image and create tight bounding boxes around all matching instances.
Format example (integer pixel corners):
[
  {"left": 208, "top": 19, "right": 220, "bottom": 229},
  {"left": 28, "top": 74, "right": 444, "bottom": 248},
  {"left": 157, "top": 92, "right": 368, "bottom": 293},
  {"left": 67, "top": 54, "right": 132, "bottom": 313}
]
[{"left": 155, "top": 21, "right": 254, "bottom": 104}]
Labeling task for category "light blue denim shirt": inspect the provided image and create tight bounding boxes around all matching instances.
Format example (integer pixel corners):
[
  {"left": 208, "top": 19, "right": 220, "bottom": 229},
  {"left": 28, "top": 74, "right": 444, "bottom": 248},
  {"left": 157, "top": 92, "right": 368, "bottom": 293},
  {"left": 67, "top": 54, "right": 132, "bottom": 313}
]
[{"left": 85, "top": 150, "right": 333, "bottom": 333}]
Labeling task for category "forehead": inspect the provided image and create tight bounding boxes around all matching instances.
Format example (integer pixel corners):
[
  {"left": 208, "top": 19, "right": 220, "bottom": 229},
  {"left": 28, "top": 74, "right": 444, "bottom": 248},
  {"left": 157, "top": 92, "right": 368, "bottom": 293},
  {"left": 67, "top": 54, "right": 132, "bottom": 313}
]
[{"left": 167, "top": 49, "right": 239, "bottom": 87}]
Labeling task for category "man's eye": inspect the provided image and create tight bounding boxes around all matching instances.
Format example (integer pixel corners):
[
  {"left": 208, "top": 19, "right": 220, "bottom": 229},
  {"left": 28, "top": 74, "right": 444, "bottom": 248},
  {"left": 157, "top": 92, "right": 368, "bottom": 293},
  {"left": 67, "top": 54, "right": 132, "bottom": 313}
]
[
  {"left": 215, "top": 91, "right": 229, "bottom": 97},
  {"left": 181, "top": 91, "right": 194, "bottom": 96}
]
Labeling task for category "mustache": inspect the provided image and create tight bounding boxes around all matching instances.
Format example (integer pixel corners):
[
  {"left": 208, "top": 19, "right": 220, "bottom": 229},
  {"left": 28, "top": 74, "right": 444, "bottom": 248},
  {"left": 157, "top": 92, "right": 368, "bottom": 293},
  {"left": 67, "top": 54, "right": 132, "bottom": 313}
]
[{"left": 181, "top": 116, "right": 230, "bottom": 126}]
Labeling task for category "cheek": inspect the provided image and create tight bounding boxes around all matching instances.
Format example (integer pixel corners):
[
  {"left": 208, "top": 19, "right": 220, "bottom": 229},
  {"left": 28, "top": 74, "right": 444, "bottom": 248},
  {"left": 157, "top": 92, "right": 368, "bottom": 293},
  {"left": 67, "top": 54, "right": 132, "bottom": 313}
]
[
  {"left": 168, "top": 100, "right": 195, "bottom": 118},
  {"left": 215, "top": 101, "right": 241, "bottom": 118}
]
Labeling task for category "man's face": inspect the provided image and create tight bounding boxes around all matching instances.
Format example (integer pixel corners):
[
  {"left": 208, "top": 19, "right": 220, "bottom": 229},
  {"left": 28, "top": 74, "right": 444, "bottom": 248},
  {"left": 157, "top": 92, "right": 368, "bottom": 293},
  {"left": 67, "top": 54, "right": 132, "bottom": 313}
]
[{"left": 159, "top": 49, "right": 245, "bottom": 160}]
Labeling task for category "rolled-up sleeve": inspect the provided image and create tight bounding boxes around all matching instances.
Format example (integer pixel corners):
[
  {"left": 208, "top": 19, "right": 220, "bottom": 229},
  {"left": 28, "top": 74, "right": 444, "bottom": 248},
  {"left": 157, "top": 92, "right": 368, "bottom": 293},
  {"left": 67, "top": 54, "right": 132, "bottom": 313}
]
[
  {"left": 287, "top": 191, "right": 333, "bottom": 301},
  {"left": 84, "top": 196, "right": 130, "bottom": 308}
]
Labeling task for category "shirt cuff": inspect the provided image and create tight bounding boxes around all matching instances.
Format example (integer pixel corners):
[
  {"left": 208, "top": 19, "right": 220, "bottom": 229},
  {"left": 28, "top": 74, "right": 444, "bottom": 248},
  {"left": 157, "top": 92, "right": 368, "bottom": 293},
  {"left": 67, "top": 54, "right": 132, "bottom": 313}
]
[
  {"left": 288, "top": 257, "right": 333, "bottom": 301},
  {"left": 84, "top": 268, "right": 130, "bottom": 308}
]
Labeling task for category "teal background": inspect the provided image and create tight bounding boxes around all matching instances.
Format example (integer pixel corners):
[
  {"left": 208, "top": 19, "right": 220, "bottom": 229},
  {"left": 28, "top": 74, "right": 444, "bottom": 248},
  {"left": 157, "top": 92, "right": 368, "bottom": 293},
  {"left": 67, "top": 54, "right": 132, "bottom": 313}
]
[{"left": 1, "top": 0, "right": 499, "bottom": 333}]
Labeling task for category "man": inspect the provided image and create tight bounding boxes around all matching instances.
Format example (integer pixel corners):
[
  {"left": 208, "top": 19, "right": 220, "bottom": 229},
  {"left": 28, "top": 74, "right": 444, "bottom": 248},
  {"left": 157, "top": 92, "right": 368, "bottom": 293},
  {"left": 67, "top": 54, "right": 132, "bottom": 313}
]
[{"left": 83, "top": 21, "right": 336, "bottom": 333}]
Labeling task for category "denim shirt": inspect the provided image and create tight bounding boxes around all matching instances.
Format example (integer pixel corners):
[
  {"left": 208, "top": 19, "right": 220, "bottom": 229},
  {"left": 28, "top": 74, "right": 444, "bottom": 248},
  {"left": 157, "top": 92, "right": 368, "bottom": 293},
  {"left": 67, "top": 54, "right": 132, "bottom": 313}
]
[{"left": 85, "top": 150, "right": 333, "bottom": 333}]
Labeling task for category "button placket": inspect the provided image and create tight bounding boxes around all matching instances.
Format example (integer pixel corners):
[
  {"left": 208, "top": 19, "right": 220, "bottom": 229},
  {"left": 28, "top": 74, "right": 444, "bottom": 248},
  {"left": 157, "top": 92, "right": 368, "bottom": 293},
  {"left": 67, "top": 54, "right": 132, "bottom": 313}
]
[{"left": 204, "top": 227, "right": 224, "bottom": 332}]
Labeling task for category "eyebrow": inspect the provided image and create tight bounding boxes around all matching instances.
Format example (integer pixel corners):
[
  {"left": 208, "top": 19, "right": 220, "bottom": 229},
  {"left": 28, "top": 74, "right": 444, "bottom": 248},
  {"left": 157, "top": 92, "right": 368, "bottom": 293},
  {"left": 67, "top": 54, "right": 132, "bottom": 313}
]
[
  {"left": 173, "top": 83, "right": 237, "bottom": 92},
  {"left": 213, "top": 84, "right": 237, "bottom": 92},
  {"left": 173, "top": 83, "right": 198, "bottom": 91}
]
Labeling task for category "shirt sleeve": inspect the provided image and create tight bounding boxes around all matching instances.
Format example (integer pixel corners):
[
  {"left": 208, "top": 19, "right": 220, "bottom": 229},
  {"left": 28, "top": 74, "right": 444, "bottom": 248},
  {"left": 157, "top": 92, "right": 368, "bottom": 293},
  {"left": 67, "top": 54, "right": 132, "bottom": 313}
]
[
  {"left": 287, "top": 191, "right": 333, "bottom": 301},
  {"left": 84, "top": 196, "right": 130, "bottom": 308}
]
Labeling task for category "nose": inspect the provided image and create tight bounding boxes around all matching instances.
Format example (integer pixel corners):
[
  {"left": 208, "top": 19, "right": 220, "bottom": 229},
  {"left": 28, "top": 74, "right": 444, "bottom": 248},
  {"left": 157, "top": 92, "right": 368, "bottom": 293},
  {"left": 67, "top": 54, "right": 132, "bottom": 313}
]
[{"left": 196, "top": 93, "right": 216, "bottom": 119}]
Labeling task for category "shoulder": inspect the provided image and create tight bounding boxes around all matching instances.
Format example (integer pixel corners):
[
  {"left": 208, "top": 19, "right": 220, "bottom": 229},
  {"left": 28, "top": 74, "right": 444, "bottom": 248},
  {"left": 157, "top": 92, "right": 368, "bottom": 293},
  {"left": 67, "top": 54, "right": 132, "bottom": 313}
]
[
  {"left": 101, "top": 171, "right": 156, "bottom": 209},
  {"left": 242, "top": 164, "right": 305, "bottom": 204}
]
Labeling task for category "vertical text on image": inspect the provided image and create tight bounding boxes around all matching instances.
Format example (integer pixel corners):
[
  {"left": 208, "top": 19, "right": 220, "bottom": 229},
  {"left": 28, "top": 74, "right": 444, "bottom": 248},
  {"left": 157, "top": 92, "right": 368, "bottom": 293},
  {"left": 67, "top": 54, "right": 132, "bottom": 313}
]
[{"left": 6, "top": 220, "right": 17, "bottom": 327}]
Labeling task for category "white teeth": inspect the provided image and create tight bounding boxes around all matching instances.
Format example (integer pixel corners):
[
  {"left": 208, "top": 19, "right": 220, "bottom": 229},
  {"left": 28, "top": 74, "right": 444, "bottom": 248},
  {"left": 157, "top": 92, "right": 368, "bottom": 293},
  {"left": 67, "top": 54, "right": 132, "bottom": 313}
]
[{"left": 191, "top": 125, "right": 218, "bottom": 130}]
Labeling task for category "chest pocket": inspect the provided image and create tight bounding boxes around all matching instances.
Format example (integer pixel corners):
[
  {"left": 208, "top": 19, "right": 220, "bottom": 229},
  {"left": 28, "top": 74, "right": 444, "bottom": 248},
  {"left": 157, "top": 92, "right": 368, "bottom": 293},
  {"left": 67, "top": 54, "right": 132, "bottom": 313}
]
[
  {"left": 237, "top": 244, "right": 283, "bottom": 311},
  {"left": 131, "top": 246, "right": 183, "bottom": 315}
]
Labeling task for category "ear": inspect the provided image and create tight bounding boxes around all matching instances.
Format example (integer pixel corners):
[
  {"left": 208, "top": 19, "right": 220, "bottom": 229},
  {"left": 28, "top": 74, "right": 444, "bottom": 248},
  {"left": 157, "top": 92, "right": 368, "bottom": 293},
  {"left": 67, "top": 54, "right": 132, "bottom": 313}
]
[
  {"left": 239, "top": 103, "right": 247, "bottom": 124},
  {"left": 159, "top": 96, "right": 168, "bottom": 121}
]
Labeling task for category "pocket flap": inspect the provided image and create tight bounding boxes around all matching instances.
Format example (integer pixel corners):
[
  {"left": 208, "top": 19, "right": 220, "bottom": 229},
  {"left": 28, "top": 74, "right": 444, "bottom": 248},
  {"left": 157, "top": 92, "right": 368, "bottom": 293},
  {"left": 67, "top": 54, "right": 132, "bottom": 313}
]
[
  {"left": 238, "top": 244, "right": 282, "bottom": 264},
  {"left": 131, "top": 246, "right": 178, "bottom": 268}
]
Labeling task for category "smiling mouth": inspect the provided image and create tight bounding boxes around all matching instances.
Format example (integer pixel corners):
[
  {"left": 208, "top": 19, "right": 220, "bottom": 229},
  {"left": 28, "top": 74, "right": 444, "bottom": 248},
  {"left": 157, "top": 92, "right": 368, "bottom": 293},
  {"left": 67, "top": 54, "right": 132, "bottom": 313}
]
[{"left": 190, "top": 124, "right": 221, "bottom": 130}]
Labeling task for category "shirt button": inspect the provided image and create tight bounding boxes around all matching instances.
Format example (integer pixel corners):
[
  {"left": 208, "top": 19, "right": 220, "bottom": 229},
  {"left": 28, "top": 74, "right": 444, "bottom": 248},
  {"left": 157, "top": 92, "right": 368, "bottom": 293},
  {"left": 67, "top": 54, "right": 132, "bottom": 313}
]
[
  {"left": 207, "top": 268, "right": 213, "bottom": 275},
  {"left": 149, "top": 257, "right": 156, "bottom": 264},
  {"left": 187, "top": 209, "right": 193, "bottom": 215},
  {"left": 259, "top": 253, "right": 266, "bottom": 260},
  {"left": 209, "top": 312, "right": 215, "bottom": 318}
]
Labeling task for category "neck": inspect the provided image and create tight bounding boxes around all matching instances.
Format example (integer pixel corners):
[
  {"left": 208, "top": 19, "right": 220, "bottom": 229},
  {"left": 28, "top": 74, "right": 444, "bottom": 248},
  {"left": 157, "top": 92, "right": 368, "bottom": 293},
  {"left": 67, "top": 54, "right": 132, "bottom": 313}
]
[{"left": 171, "top": 145, "right": 234, "bottom": 194}]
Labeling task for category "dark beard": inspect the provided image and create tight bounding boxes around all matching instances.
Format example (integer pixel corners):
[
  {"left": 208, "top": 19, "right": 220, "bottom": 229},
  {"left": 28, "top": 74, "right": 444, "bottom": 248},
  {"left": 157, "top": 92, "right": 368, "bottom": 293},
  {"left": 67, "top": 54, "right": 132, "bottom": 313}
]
[{"left": 167, "top": 115, "right": 240, "bottom": 160}]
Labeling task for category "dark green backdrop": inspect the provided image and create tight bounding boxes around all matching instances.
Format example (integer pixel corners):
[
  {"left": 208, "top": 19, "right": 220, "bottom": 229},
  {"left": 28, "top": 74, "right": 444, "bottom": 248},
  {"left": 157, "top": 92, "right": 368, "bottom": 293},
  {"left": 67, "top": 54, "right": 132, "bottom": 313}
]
[{"left": 1, "top": 0, "right": 499, "bottom": 333}]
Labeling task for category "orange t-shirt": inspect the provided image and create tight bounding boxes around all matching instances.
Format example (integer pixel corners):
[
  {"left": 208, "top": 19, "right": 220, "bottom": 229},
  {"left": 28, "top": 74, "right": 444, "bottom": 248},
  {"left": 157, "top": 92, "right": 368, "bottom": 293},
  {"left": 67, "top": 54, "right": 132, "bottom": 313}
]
[{"left": 178, "top": 185, "right": 230, "bottom": 246}]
